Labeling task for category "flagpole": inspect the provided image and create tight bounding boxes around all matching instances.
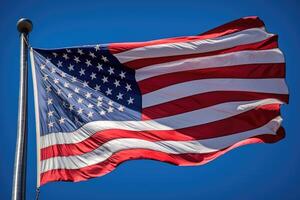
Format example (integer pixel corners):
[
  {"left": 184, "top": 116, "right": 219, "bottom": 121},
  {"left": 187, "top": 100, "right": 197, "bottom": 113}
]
[{"left": 12, "top": 18, "right": 32, "bottom": 200}]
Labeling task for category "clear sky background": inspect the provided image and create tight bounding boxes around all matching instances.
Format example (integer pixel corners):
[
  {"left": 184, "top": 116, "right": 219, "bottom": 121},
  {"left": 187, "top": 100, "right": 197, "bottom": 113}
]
[{"left": 0, "top": 0, "right": 299, "bottom": 199}]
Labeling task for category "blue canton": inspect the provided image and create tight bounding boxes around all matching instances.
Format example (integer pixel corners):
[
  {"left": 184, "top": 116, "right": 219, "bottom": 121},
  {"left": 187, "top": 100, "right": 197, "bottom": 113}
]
[{"left": 32, "top": 45, "right": 142, "bottom": 135}]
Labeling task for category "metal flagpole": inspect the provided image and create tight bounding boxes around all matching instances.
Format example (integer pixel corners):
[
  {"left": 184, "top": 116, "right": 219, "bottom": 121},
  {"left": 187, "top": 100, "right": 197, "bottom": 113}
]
[{"left": 12, "top": 18, "right": 33, "bottom": 200}]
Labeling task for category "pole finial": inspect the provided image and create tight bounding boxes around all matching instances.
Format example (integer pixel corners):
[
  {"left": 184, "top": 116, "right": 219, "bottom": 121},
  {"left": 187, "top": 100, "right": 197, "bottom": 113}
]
[{"left": 17, "top": 18, "right": 33, "bottom": 33}]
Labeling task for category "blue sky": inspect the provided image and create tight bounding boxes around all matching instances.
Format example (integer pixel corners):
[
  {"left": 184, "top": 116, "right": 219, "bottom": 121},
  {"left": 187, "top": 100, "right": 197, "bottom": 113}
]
[{"left": 0, "top": 0, "right": 299, "bottom": 199}]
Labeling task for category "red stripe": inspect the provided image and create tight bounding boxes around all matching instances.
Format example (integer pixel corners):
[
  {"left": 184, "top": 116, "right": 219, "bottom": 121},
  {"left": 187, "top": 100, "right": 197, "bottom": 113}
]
[
  {"left": 124, "top": 35, "right": 277, "bottom": 69},
  {"left": 40, "top": 127, "right": 284, "bottom": 185},
  {"left": 198, "top": 16, "right": 265, "bottom": 36},
  {"left": 108, "top": 16, "right": 264, "bottom": 54},
  {"left": 139, "top": 63, "right": 285, "bottom": 95},
  {"left": 142, "top": 91, "right": 288, "bottom": 120},
  {"left": 41, "top": 105, "right": 280, "bottom": 160}
]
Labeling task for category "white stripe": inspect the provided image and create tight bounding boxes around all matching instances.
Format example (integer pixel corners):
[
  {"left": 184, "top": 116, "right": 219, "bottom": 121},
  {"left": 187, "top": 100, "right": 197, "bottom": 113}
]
[
  {"left": 136, "top": 49, "right": 284, "bottom": 81},
  {"left": 40, "top": 99, "right": 284, "bottom": 148},
  {"left": 41, "top": 117, "right": 282, "bottom": 173},
  {"left": 115, "top": 28, "right": 272, "bottom": 63},
  {"left": 142, "top": 78, "right": 288, "bottom": 108}
]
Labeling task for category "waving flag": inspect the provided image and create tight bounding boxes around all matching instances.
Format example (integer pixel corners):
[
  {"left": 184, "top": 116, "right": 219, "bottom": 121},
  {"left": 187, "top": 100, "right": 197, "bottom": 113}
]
[{"left": 30, "top": 16, "right": 289, "bottom": 186}]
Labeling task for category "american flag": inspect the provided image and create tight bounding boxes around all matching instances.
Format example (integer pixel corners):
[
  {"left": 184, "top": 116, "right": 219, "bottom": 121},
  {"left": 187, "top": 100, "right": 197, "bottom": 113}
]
[{"left": 30, "top": 16, "right": 289, "bottom": 186}]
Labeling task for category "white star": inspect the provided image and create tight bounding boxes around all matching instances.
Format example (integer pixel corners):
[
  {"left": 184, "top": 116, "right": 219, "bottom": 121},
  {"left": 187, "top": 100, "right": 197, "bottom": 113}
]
[
  {"left": 85, "top": 59, "right": 92, "bottom": 67},
  {"left": 77, "top": 108, "right": 83, "bottom": 114},
  {"left": 47, "top": 98, "right": 53, "bottom": 105},
  {"left": 87, "top": 111, "right": 94, "bottom": 118},
  {"left": 118, "top": 105, "right": 125, "bottom": 112},
  {"left": 101, "top": 55, "right": 108, "bottom": 62},
  {"left": 54, "top": 78, "right": 59, "bottom": 84},
  {"left": 82, "top": 81, "right": 89, "bottom": 87},
  {"left": 48, "top": 121, "right": 54, "bottom": 128},
  {"left": 94, "top": 85, "right": 100, "bottom": 91},
  {"left": 79, "top": 68, "right": 85, "bottom": 76},
  {"left": 66, "top": 49, "right": 71, "bottom": 53},
  {"left": 59, "top": 117, "right": 66, "bottom": 124},
  {"left": 61, "top": 72, "right": 66, "bottom": 78},
  {"left": 99, "top": 110, "right": 106, "bottom": 115},
  {"left": 74, "top": 56, "right": 80, "bottom": 63},
  {"left": 87, "top": 103, "right": 94, "bottom": 108},
  {"left": 64, "top": 82, "right": 69, "bottom": 88},
  {"left": 52, "top": 52, "right": 58, "bottom": 57},
  {"left": 127, "top": 97, "right": 134, "bottom": 105},
  {"left": 78, "top": 49, "right": 84, "bottom": 55},
  {"left": 116, "top": 93, "right": 123, "bottom": 100},
  {"left": 102, "top": 76, "right": 108, "bottom": 83},
  {"left": 106, "top": 88, "right": 112, "bottom": 95},
  {"left": 74, "top": 117, "right": 80, "bottom": 123},
  {"left": 94, "top": 45, "right": 100, "bottom": 51},
  {"left": 90, "top": 72, "right": 96, "bottom": 80},
  {"left": 96, "top": 63, "right": 103, "bottom": 71},
  {"left": 74, "top": 87, "right": 80, "bottom": 93},
  {"left": 108, "top": 100, "right": 114, "bottom": 106},
  {"left": 69, "top": 104, "right": 74, "bottom": 111},
  {"left": 43, "top": 75, "right": 48, "bottom": 81},
  {"left": 108, "top": 67, "right": 114, "bottom": 75},
  {"left": 119, "top": 71, "right": 126, "bottom": 79},
  {"left": 85, "top": 92, "right": 92, "bottom": 99},
  {"left": 40, "top": 64, "right": 45, "bottom": 70},
  {"left": 57, "top": 61, "right": 63, "bottom": 67},
  {"left": 48, "top": 111, "right": 54, "bottom": 117},
  {"left": 46, "top": 57, "right": 51, "bottom": 63},
  {"left": 68, "top": 64, "right": 74, "bottom": 71},
  {"left": 97, "top": 101, "right": 102, "bottom": 107},
  {"left": 46, "top": 86, "right": 51, "bottom": 93},
  {"left": 67, "top": 93, "right": 73, "bottom": 98},
  {"left": 125, "top": 83, "right": 132, "bottom": 91},
  {"left": 63, "top": 53, "right": 69, "bottom": 60},
  {"left": 57, "top": 89, "right": 62, "bottom": 95},
  {"left": 114, "top": 80, "right": 120, "bottom": 87},
  {"left": 51, "top": 67, "right": 56, "bottom": 73},
  {"left": 89, "top": 52, "right": 96, "bottom": 58},
  {"left": 71, "top": 76, "right": 77, "bottom": 82},
  {"left": 77, "top": 98, "right": 84, "bottom": 104},
  {"left": 97, "top": 96, "right": 103, "bottom": 101},
  {"left": 107, "top": 106, "right": 114, "bottom": 113}
]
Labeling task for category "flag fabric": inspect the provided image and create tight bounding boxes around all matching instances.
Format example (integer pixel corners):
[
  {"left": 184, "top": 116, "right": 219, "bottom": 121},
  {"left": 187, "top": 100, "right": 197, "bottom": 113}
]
[{"left": 30, "top": 16, "right": 289, "bottom": 186}]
